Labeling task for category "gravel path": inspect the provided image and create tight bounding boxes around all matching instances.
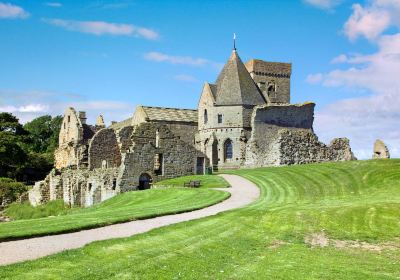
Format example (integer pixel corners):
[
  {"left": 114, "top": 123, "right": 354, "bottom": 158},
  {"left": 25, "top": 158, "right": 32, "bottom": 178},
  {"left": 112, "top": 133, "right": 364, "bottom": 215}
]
[{"left": 0, "top": 174, "right": 259, "bottom": 266}]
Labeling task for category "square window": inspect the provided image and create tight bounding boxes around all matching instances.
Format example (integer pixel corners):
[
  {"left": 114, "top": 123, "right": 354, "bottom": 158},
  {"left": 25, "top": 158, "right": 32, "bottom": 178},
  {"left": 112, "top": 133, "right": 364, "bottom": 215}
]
[{"left": 217, "top": 114, "right": 223, "bottom": 124}]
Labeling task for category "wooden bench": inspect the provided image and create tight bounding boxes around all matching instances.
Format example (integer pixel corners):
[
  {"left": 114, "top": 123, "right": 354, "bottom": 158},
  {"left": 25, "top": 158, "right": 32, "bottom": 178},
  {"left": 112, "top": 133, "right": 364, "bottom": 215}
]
[{"left": 184, "top": 180, "right": 201, "bottom": 188}]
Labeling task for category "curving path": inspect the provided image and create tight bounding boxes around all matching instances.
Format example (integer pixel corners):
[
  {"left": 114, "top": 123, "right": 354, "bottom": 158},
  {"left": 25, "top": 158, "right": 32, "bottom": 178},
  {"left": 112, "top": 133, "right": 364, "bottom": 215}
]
[{"left": 0, "top": 174, "right": 259, "bottom": 266}]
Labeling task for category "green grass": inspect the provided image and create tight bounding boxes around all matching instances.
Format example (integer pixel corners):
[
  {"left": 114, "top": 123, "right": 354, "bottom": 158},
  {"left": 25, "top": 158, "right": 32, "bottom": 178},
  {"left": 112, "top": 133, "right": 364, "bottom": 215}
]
[
  {"left": 154, "top": 174, "right": 230, "bottom": 188},
  {"left": 5, "top": 200, "right": 70, "bottom": 220},
  {"left": 0, "top": 188, "right": 229, "bottom": 241},
  {"left": 1, "top": 159, "right": 399, "bottom": 279}
]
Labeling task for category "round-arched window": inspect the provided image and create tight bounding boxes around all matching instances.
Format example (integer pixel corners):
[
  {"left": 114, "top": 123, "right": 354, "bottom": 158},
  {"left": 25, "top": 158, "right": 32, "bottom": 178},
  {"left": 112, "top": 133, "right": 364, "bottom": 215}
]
[{"left": 224, "top": 139, "right": 233, "bottom": 161}]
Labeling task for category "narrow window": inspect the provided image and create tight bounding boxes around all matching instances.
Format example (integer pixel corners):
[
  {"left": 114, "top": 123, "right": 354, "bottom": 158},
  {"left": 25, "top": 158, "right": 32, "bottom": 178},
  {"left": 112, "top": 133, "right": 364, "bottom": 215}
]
[
  {"left": 88, "top": 183, "right": 92, "bottom": 192},
  {"left": 154, "top": 153, "right": 163, "bottom": 175},
  {"left": 112, "top": 179, "right": 117, "bottom": 190},
  {"left": 68, "top": 115, "right": 71, "bottom": 123},
  {"left": 204, "top": 109, "right": 208, "bottom": 124},
  {"left": 155, "top": 129, "right": 160, "bottom": 148},
  {"left": 224, "top": 139, "right": 233, "bottom": 161},
  {"left": 217, "top": 114, "right": 223, "bottom": 124}
]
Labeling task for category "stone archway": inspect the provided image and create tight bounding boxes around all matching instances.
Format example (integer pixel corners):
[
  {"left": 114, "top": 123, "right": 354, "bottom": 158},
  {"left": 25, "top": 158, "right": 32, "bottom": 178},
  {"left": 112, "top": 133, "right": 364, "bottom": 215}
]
[{"left": 138, "top": 173, "right": 152, "bottom": 190}]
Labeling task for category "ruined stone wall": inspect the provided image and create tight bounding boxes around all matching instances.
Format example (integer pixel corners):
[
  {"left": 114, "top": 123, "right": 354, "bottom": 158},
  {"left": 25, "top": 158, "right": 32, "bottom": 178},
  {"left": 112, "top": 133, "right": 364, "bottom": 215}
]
[
  {"left": 245, "top": 103, "right": 355, "bottom": 167},
  {"left": 119, "top": 122, "right": 207, "bottom": 191},
  {"left": 29, "top": 167, "right": 120, "bottom": 207},
  {"left": 117, "top": 125, "right": 134, "bottom": 152},
  {"left": 162, "top": 122, "right": 197, "bottom": 146},
  {"left": 278, "top": 130, "right": 355, "bottom": 165},
  {"left": 88, "top": 129, "right": 121, "bottom": 170}
]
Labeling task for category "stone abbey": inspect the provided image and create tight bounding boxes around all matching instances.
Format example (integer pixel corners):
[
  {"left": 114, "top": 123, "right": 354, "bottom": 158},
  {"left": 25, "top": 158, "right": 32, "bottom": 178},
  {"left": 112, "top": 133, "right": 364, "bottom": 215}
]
[{"left": 29, "top": 48, "right": 355, "bottom": 207}]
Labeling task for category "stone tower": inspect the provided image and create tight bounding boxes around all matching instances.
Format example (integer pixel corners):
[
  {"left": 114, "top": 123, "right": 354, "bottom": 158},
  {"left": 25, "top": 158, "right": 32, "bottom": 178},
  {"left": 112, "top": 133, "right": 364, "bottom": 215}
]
[{"left": 197, "top": 48, "right": 272, "bottom": 169}]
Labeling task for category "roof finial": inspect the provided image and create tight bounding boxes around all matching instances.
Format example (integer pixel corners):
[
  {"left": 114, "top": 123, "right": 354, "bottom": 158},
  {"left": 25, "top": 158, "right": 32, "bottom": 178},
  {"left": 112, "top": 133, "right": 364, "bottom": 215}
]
[{"left": 233, "top": 33, "right": 236, "bottom": 50}]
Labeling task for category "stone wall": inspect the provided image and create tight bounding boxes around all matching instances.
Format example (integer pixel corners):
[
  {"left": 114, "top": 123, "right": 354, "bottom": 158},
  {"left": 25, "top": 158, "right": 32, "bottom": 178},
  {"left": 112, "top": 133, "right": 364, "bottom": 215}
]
[
  {"left": 119, "top": 122, "right": 207, "bottom": 191},
  {"left": 278, "top": 129, "right": 355, "bottom": 165},
  {"left": 88, "top": 129, "right": 121, "bottom": 170},
  {"left": 252, "top": 103, "right": 315, "bottom": 129}
]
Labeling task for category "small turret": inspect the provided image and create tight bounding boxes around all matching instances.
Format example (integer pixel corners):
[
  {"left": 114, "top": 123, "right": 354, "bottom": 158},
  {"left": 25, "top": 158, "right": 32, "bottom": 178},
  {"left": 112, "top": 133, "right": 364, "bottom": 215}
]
[{"left": 96, "top": 115, "right": 106, "bottom": 130}]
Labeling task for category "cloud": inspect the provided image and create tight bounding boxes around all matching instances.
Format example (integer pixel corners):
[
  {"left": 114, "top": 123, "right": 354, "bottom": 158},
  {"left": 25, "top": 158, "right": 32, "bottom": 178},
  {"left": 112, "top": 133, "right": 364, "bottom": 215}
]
[
  {"left": 344, "top": 3, "right": 391, "bottom": 41},
  {"left": 144, "top": 52, "right": 222, "bottom": 69},
  {"left": 308, "top": 1, "right": 400, "bottom": 158},
  {"left": 45, "top": 2, "right": 62, "bottom": 8},
  {"left": 0, "top": 2, "right": 29, "bottom": 19},
  {"left": 0, "top": 90, "right": 134, "bottom": 125},
  {"left": 344, "top": 0, "right": 400, "bottom": 41},
  {"left": 304, "top": 0, "right": 341, "bottom": 10},
  {"left": 173, "top": 74, "right": 198, "bottom": 82},
  {"left": 43, "top": 18, "right": 159, "bottom": 39}
]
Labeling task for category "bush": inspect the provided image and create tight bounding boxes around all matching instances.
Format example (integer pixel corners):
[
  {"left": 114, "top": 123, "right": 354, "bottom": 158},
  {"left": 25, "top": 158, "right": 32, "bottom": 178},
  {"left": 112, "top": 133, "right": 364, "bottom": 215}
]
[
  {"left": 5, "top": 200, "right": 70, "bottom": 220},
  {"left": 0, "top": 178, "right": 28, "bottom": 208}
]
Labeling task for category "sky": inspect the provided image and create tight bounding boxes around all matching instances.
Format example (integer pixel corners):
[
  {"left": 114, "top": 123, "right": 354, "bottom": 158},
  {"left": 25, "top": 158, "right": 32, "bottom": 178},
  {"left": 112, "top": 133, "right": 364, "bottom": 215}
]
[{"left": 0, "top": 0, "right": 399, "bottom": 159}]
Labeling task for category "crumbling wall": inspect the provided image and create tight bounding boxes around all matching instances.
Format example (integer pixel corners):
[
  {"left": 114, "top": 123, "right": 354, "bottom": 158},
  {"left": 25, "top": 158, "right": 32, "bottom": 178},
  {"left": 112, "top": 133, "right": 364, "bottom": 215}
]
[
  {"left": 119, "top": 122, "right": 206, "bottom": 191},
  {"left": 373, "top": 139, "right": 390, "bottom": 159},
  {"left": 278, "top": 129, "right": 355, "bottom": 165},
  {"left": 245, "top": 103, "right": 355, "bottom": 167},
  {"left": 88, "top": 129, "right": 121, "bottom": 170}
]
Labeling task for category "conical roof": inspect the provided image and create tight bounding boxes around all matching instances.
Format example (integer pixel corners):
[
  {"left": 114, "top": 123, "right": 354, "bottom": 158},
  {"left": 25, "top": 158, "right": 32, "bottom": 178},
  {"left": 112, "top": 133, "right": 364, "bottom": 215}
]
[{"left": 215, "top": 50, "right": 266, "bottom": 106}]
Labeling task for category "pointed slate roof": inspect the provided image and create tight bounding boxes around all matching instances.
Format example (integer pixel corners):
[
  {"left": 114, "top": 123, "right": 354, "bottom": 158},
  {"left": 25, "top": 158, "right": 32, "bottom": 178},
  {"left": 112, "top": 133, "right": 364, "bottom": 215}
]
[{"left": 214, "top": 50, "right": 266, "bottom": 106}]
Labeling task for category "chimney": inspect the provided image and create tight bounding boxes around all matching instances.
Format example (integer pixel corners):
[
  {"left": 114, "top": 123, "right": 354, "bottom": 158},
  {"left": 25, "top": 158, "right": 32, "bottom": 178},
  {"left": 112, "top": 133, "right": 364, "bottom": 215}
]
[{"left": 78, "top": 111, "right": 87, "bottom": 124}]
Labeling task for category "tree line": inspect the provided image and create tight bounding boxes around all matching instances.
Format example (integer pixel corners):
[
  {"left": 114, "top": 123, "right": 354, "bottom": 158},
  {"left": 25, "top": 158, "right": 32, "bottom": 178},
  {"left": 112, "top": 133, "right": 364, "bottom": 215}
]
[{"left": 0, "top": 113, "right": 62, "bottom": 183}]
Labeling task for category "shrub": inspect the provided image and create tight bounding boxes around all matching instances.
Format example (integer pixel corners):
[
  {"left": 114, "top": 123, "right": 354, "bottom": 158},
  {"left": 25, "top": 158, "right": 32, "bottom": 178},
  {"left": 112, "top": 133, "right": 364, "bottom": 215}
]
[
  {"left": 0, "top": 178, "right": 28, "bottom": 208},
  {"left": 5, "top": 200, "right": 70, "bottom": 220}
]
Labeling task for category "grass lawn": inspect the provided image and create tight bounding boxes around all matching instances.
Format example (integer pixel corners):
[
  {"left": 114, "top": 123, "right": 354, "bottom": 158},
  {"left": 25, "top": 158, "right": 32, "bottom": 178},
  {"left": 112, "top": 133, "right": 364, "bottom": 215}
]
[
  {"left": 1, "top": 159, "right": 399, "bottom": 279},
  {"left": 154, "top": 174, "right": 230, "bottom": 188},
  {"left": 0, "top": 188, "right": 230, "bottom": 241}
]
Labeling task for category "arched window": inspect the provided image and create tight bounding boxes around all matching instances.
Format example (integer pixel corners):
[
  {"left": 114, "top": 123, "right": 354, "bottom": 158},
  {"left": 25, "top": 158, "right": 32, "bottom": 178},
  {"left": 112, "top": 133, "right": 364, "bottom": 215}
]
[
  {"left": 224, "top": 139, "right": 233, "bottom": 161},
  {"left": 204, "top": 109, "right": 208, "bottom": 124}
]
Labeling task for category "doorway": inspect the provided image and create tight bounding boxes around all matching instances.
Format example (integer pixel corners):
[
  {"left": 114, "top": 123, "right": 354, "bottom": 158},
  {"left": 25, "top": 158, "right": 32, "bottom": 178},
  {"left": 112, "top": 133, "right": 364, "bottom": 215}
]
[
  {"left": 196, "top": 157, "right": 205, "bottom": 175},
  {"left": 138, "top": 173, "right": 152, "bottom": 190}
]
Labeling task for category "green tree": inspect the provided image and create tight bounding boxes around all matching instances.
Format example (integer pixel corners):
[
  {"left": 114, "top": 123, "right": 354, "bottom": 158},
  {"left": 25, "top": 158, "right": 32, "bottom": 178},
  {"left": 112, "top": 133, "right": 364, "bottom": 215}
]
[
  {"left": 23, "top": 115, "right": 62, "bottom": 155},
  {"left": 0, "top": 113, "right": 28, "bottom": 178}
]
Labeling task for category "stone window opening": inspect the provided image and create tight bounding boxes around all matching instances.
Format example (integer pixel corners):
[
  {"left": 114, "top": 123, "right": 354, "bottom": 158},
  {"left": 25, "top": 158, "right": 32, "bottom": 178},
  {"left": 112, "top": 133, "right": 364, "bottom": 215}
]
[
  {"left": 204, "top": 109, "right": 208, "bottom": 124},
  {"left": 88, "top": 183, "right": 92, "bottom": 192},
  {"left": 154, "top": 153, "right": 163, "bottom": 175},
  {"left": 112, "top": 179, "right": 117, "bottom": 190},
  {"left": 224, "top": 139, "right": 233, "bottom": 161},
  {"left": 68, "top": 115, "right": 70, "bottom": 123},
  {"left": 155, "top": 129, "right": 160, "bottom": 148},
  {"left": 217, "top": 114, "right": 223, "bottom": 124}
]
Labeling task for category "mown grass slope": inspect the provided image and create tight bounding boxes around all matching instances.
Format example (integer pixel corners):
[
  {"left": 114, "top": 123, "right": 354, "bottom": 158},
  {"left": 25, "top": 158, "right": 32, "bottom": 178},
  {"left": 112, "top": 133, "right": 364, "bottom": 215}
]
[
  {"left": 1, "top": 159, "right": 399, "bottom": 279},
  {"left": 0, "top": 188, "right": 229, "bottom": 240}
]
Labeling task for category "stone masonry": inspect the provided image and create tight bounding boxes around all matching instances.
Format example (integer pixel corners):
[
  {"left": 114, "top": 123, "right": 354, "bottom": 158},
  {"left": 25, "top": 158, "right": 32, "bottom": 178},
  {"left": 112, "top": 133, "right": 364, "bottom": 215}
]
[{"left": 29, "top": 47, "right": 356, "bottom": 207}]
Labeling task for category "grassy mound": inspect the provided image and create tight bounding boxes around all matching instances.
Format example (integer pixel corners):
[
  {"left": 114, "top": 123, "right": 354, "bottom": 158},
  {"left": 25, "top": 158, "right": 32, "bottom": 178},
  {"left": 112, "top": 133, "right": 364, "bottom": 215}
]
[
  {"left": 154, "top": 174, "right": 230, "bottom": 188},
  {"left": 1, "top": 160, "right": 399, "bottom": 279},
  {"left": 0, "top": 188, "right": 229, "bottom": 241}
]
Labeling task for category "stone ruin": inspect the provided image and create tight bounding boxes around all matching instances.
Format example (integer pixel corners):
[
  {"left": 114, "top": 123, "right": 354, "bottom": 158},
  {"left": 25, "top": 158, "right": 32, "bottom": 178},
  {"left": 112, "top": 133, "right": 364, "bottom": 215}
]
[
  {"left": 29, "top": 48, "right": 356, "bottom": 207},
  {"left": 372, "top": 139, "right": 390, "bottom": 159}
]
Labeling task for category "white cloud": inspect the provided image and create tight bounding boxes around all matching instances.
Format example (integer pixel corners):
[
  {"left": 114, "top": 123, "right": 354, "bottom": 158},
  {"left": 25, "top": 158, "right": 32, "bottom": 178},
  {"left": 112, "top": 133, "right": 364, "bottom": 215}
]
[
  {"left": 43, "top": 18, "right": 159, "bottom": 39},
  {"left": 304, "top": 0, "right": 341, "bottom": 10},
  {"left": 45, "top": 2, "right": 62, "bottom": 8},
  {"left": 0, "top": 2, "right": 29, "bottom": 19},
  {"left": 0, "top": 90, "right": 134, "bottom": 125},
  {"left": 305, "top": 73, "right": 323, "bottom": 84},
  {"left": 308, "top": 0, "right": 400, "bottom": 158},
  {"left": 344, "top": 3, "right": 391, "bottom": 41},
  {"left": 173, "top": 74, "right": 198, "bottom": 82},
  {"left": 144, "top": 52, "right": 222, "bottom": 69}
]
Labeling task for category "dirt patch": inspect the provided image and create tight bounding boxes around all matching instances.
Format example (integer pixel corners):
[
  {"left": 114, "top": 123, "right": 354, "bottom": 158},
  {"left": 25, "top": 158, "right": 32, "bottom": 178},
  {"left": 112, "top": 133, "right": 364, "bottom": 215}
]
[
  {"left": 305, "top": 232, "right": 400, "bottom": 252},
  {"left": 268, "top": 240, "right": 289, "bottom": 249}
]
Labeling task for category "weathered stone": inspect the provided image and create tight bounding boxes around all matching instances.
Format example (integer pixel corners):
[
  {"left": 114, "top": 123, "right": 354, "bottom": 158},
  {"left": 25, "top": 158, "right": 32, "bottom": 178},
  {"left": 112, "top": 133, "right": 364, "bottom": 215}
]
[
  {"left": 373, "top": 139, "right": 390, "bottom": 159},
  {"left": 30, "top": 48, "right": 356, "bottom": 208}
]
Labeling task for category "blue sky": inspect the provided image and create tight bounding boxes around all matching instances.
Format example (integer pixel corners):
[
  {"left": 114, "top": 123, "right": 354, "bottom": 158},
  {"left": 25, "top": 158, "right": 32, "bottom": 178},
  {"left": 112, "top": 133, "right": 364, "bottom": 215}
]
[{"left": 1, "top": 0, "right": 399, "bottom": 159}]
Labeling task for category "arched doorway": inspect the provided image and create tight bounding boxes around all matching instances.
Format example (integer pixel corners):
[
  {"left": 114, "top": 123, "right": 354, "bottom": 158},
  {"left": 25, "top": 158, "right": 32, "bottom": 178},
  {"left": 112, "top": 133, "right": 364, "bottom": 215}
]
[{"left": 138, "top": 173, "right": 152, "bottom": 190}]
